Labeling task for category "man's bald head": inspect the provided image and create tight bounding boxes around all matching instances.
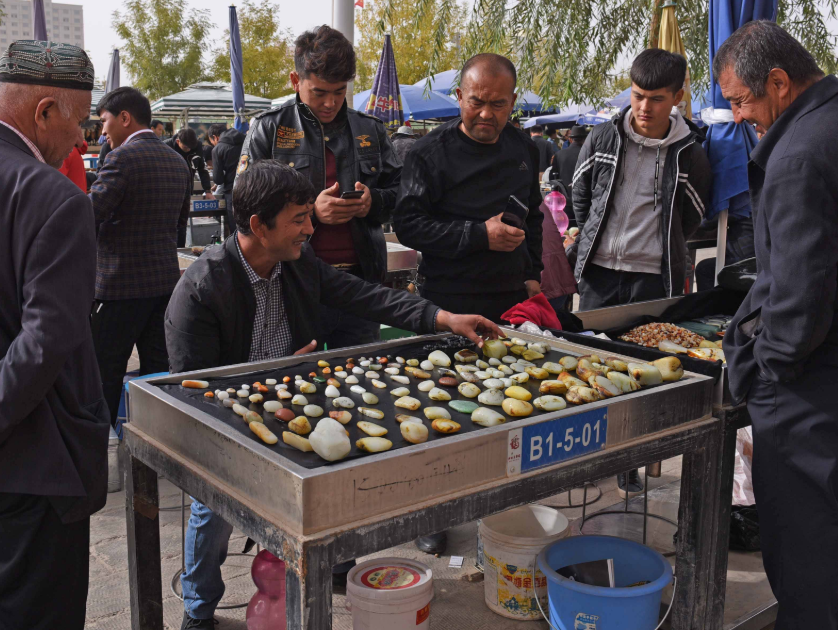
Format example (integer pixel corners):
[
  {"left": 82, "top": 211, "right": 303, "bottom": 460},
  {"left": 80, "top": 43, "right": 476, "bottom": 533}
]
[{"left": 461, "top": 53, "right": 517, "bottom": 90}]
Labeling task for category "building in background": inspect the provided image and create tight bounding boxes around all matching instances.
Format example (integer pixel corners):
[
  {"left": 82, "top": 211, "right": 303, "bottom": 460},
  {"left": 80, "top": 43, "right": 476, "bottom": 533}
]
[{"left": 0, "top": 0, "right": 84, "bottom": 49}]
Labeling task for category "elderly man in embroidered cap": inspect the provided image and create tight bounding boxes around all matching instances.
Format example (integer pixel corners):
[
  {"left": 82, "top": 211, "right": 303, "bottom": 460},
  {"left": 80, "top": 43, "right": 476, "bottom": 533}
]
[{"left": 0, "top": 41, "right": 109, "bottom": 630}]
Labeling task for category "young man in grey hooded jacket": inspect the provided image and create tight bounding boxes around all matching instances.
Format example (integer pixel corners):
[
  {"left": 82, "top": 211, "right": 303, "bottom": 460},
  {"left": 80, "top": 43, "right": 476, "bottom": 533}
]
[{"left": 571, "top": 49, "right": 712, "bottom": 312}]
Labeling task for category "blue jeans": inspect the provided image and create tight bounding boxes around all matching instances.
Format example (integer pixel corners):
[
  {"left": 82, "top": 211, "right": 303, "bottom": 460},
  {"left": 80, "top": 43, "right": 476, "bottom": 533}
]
[{"left": 181, "top": 500, "right": 234, "bottom": 620}]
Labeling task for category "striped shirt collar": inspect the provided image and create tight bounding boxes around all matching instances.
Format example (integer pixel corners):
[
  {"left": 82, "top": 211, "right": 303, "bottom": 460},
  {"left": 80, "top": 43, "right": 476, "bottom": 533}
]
[
  {"left": 235, "top": 233, "right": 282, "bottom": 284},
  {"left": 0, "top": 120, "right": 46, "bottom": 163}
]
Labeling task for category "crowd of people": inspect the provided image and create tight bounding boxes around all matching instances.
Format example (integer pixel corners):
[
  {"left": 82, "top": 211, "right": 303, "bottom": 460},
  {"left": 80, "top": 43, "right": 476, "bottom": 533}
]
[{"left": 1, "top": 18, "right": 836, "bottom": 630}]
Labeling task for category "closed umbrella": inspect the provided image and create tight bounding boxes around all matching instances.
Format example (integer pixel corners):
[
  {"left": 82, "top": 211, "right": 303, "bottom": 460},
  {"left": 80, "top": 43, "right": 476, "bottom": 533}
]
[
  {"left": 32, "top": 0, "right": 47, "bottom": 40},
  {"left": 706, "top": 0, "right": 777, "bottom": 277},
  {"left": 364, "top": 34, "right": 403, "bottom": 131},
  {"left": 105, "top": 49, "right": 120, "bottom": 94},
  {"left": 229, "top": 5, "right": 248, "bottom": 132},
  {"left": 657, "top": 0, "right": 692, "bottom": 120}
]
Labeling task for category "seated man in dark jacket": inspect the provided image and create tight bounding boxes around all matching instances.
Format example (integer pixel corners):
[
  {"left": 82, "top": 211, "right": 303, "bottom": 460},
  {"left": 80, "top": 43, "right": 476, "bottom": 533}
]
[{"left": 167, "top": 160, "right": 497, "bottom": 629}]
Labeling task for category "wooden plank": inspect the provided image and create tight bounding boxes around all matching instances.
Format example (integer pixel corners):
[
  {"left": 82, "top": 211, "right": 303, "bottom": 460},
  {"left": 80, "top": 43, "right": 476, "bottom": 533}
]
[{"left": 125, "top": 454, "right": 164, "bottom": 630}]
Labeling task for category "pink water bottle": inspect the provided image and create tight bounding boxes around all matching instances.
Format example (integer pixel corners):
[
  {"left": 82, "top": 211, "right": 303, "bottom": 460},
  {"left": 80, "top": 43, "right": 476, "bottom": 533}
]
[
  {"left": 543, "top": 184, "right": 569, "bottom": 235},
  {"left": 246, "top": 550, "right": 286, "bottom": 630}
]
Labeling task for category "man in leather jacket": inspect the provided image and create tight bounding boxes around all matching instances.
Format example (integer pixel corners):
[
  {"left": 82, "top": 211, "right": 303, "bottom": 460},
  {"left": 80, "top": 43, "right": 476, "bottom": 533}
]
[{"left": 237, "top": 25, "right": 401, "bottom": 349}]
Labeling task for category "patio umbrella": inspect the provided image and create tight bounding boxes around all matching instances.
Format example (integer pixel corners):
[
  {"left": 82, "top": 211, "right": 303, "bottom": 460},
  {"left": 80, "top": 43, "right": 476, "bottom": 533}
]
[
  {"left": 523, "top": 104, "right": 593, "bottom": 129},
  {"left": 605, "top": 87, "right": 631, "bottom": 109},
  {"left": 105, "top": 49, "right": 120, "bottom": 94},
  {"left": 657, "top": 0, "right": 692, "bottom": 120},
  {"left": 229, "top": 5, "right": 248, "bottom": 132},
  {"left": 364, "top": 34, "right": 403, "bottom": 131},
  {"left": 32, "top": 0, "right": 47, "bottom": 40},
  {"left": 354, "top": 84, "right": 459, "bottom": 120}
]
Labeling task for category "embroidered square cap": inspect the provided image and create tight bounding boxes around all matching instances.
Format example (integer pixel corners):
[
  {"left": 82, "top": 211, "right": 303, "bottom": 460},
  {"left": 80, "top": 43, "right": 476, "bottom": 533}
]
[{"left": 0, "top": 40, "right": 94, "bottom": 90}]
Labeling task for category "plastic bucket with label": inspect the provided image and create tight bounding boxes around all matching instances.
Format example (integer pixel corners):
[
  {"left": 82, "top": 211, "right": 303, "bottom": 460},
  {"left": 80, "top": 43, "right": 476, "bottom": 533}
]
[
  {"left": 480, "top": 505, "right": 570, "bottom": 620},
  {"left": 345, "top": 558, "right": 433, "bottom": 630},
  {"left": 537, "top": 534, "right": 674, "bottom": 630}
]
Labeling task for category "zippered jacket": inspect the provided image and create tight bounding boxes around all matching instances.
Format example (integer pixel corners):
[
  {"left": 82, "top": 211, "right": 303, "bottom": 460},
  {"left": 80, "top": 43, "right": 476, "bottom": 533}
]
[
  {"left": 571, "top": 107, "right": 711, "bottom": 296},
  {"left": 236, "top": 96, "right": 401, "bottom": 283}
]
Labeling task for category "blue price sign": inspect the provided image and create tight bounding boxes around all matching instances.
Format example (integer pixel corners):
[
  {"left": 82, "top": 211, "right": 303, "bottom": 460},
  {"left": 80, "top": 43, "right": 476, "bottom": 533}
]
[
  {"left": 506, "top": 408, "right": 608, "bottom": 476},
  {"left": 192, "top": 200, "right": 219, "bottom": 211}
]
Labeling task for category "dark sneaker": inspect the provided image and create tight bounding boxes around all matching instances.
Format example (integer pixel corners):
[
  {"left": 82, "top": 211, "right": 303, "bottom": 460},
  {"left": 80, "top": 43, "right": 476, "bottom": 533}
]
[
  {"left": 181, "top": 612, "right": 218, "bottom": 629},
  {"left": 617, "top": 469, "right": 644, "bottom": 499},
  {"left": 415, "top": 531, "right": 448, "bottom": 556}
]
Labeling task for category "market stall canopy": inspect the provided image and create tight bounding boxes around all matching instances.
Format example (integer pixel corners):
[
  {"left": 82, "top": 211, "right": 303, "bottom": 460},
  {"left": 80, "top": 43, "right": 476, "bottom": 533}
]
[
  {"left": 271, "top": 93, "right": 295, "bottom": 108},
  {"left": 413, "top": 69, "right": 557, "bottom": 112},
  {"left": 150, "top": 82, "right": 272, "bottom": 118},
  {"left": 90, "top": 82, "right": 105, "bottom": 116},
  {"left": 606, "top": 87, "right": 711, "bottom": 124},
  {"left": 523, "top": 104, "right": 594, "bottom": 128},
  {"left": 354, "top": 84, "right": 459, "bottom": 120}
]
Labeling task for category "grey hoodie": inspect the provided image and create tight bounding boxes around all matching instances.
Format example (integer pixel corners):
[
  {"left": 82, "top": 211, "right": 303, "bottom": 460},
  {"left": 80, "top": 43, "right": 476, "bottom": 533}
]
[{"left": 591, "top": 110, "right": 691, "bottom": 274}]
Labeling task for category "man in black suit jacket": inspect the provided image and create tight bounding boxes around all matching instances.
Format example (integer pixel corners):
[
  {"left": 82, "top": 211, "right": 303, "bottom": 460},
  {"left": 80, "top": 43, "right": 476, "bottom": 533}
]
[
  {"left": 718, "top": 22, "right": 838, "bottom": 626},
  {"left": 528, "top": 124, "right": 556, "bottom": 175},
  {"left": 89, "top": 87, "right": 192, "bottom": 427},
  {"left": 550, "top": 125, "right": 588, "bottom": 210},
  {"left": 0, "top": 40, "right": 110, "bottom": 629}
]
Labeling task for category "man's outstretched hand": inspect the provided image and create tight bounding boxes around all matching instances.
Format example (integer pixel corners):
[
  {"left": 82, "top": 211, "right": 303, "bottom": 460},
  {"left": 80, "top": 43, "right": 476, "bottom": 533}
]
[
  {"left": 293, "top": 340, "right": 317, "bottom": 355},
  {"left": 435, "top": 311, "right": 501, "bottom": 348}
]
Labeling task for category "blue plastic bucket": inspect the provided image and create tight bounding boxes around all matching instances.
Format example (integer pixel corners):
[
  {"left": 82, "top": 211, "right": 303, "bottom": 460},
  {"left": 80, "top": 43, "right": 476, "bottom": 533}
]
[{"left": 537, "top": 535, "right": 673, "bottom": 630}]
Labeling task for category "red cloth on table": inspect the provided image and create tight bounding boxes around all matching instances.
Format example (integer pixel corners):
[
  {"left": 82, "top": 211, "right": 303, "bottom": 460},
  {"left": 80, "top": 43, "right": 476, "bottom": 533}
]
[
  {"left": 309, "top": 146, "right": 359, "bottom": 266},
  {"left": 501, "top": 293, "right": 562, "bottom": 330},
  {"left": 59, "top": 141, "right": 88, "bottom": 191}
]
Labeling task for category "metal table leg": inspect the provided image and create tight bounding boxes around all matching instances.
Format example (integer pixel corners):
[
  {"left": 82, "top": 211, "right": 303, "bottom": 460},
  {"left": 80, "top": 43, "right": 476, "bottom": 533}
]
[
  {"left": 285, "top": 543, "right": 334, "bottom": 630},
  {"left": 126, "top": 454, "right": 164, "bottom": 630}
]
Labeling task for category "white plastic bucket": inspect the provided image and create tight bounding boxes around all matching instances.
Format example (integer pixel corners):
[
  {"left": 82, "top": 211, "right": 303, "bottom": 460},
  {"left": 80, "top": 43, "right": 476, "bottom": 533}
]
[
  {"left": 346, "top": 557, "right": 433, "bottom": 630},
  {"left": 480, "top": 505, "right": 569, "bottom": 620}
]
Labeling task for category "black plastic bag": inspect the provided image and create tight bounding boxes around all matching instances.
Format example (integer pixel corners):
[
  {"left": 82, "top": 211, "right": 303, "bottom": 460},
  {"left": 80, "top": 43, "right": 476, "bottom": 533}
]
[
  {"left": 718, "top": 258, "right": 757, "bottom": 293},
  {"left": 729, "top": 504, "right": 761, "bottom": 552}
]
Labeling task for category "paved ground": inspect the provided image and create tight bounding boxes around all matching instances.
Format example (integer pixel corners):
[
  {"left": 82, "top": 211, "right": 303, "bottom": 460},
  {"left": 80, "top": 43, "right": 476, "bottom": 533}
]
[{"left": 86, "top": 454, "right": 774, "bottom": 629}]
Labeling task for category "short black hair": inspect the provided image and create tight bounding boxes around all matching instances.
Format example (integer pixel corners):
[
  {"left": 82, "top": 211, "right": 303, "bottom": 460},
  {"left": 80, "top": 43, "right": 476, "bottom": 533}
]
[
  {"left": 529, "top": 124, "right": 544, "bottom": 133},
  {"left": 295, "top": 25, "right": 356, "bottom": 83},
  {"left": 97, "top": 87, "right": 152, "bottom": 127},
  {"left": 713, "top": 20, "right": 823, "bottom": 97},
  {"left": 233, "top": 160, "right": 317, "bottom": 234},
  {"left": 630, "top": 49, "right": 687, "bottom": 94},
  {"left": 177, "top": 128, "right": 199, "bottom": 150},
  {"left": 150, "top": 119, "right": 164, "bottom": 129},
  {"left": 461, "top": 53, "right": 517, "bottom": 88},
  {"left": 208, "top": 123, "right": 227, "bottom": 139}
]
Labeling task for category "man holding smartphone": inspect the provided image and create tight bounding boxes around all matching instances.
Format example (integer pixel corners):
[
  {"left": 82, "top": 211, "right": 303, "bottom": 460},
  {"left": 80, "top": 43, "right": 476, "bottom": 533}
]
[
  {"left": 237, "top": 25, "right": 400, "bottom": 348},
  {"left": 395, "top": 53, "right": 544, "bottom": 325}
]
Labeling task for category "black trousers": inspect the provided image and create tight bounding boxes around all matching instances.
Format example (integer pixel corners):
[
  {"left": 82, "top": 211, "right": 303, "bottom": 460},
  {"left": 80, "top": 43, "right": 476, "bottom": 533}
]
[
  {"left": 0, "top": 494, "right": 90, "bottom": 630},
  {"left": 577, "top": 264, "right": 666, "bottom": 311},
  {"left": 696, "top": 216, "right": 756, "bottom": 291},
  {"left": 91, "top": 295, "right": 171, "bottom": 426},
  {"left": 748, "top": 371, "right": 838, "bottom": 628},
  {"left": 420, "top": 288, "right": 529, "bottom": 325}
]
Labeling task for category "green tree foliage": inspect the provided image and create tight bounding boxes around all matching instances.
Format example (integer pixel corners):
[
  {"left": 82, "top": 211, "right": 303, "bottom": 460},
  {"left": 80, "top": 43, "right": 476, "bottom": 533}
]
[
  {"left": 355, "top": 0, "right": 469, "bottom": 92},
  {"left": 209, "top": 0, "right": 295, "bottom": 100},
  {"left": 113, "top": 0, "right": 212, "bottom": 102},
  {"left": 415, "top": 0, "right": 838, "bottom": 107}
]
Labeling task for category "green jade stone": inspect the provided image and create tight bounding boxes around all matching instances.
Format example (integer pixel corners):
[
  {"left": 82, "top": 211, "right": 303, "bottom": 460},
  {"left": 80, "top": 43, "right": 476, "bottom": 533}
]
[
  {"left": 449, "top": 400, "right": 479, "bottom": 414},
  {"left": 312, "top": 376, "right": 326, "bottom": 383}
]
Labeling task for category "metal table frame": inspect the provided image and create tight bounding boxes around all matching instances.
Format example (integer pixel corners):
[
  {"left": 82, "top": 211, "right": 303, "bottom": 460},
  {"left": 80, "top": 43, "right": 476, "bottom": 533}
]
[{"left": 124, "top": 413, "right": 727, "bottom": 629}]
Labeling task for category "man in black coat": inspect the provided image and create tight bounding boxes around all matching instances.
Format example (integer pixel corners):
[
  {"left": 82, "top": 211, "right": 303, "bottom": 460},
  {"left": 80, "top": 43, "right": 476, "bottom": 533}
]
[
  {"left": 0, "top": 41, "right": 110, "bottom": 630},
  {"left": 550, "top": 125, "right": 588, "bottom": 210},
  {"left": 210, "top": 123, "right": 246, "bottom": 233},
  {"left": 167, "top": 160, "right": 498, "bottom": 629},
  {"left": 718, "top": 21, "right": 838, "bottom": 628},
  {"left": 528, "top": 124, "right": 555, "bottom": 175}
]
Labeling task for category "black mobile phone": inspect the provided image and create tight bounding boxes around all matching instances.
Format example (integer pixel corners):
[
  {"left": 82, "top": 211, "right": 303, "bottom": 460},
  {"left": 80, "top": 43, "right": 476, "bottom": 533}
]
[
  {"left": 340, "top": 190, "right": 364, "bottom": 200},
  {"left": 502, "top": 195, "right": 529, "bottom": 229}
]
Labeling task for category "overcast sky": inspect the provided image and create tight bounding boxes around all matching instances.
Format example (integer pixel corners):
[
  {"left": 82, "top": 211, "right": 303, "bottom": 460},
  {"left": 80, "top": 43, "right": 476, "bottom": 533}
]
[{"left": 80, "top": 0, "right": 342, "bottom": 84}]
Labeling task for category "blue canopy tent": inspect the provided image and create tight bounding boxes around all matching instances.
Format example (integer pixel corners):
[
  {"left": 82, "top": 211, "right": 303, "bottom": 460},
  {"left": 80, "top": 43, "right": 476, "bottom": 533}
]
[
  {"left": 522, "top": 104, "right": 597, "bottom": 129},
  {"left": 706, "top": 0, "right": 777, "bottom": 278},
  {"left": 606, "top": 86, "right": 711, "bottom": 124},
  {"left": 354, "top": 84, "right": 460, "bottom": 120},
  {"left": 413, "top": 70, "right": 556, "bottom": 112},
  {"left": 229, "top": 5, "right": 248, "bottom": 132}
]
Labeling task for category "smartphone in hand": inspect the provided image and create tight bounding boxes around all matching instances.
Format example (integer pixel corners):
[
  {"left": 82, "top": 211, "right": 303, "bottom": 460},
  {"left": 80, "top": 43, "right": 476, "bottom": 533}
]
[
  {"left": 502, "top": 195, "right": 529, "bottom": 229},
  {"left": 340, "top": 190, "right": 364, "bottom": 200}
]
